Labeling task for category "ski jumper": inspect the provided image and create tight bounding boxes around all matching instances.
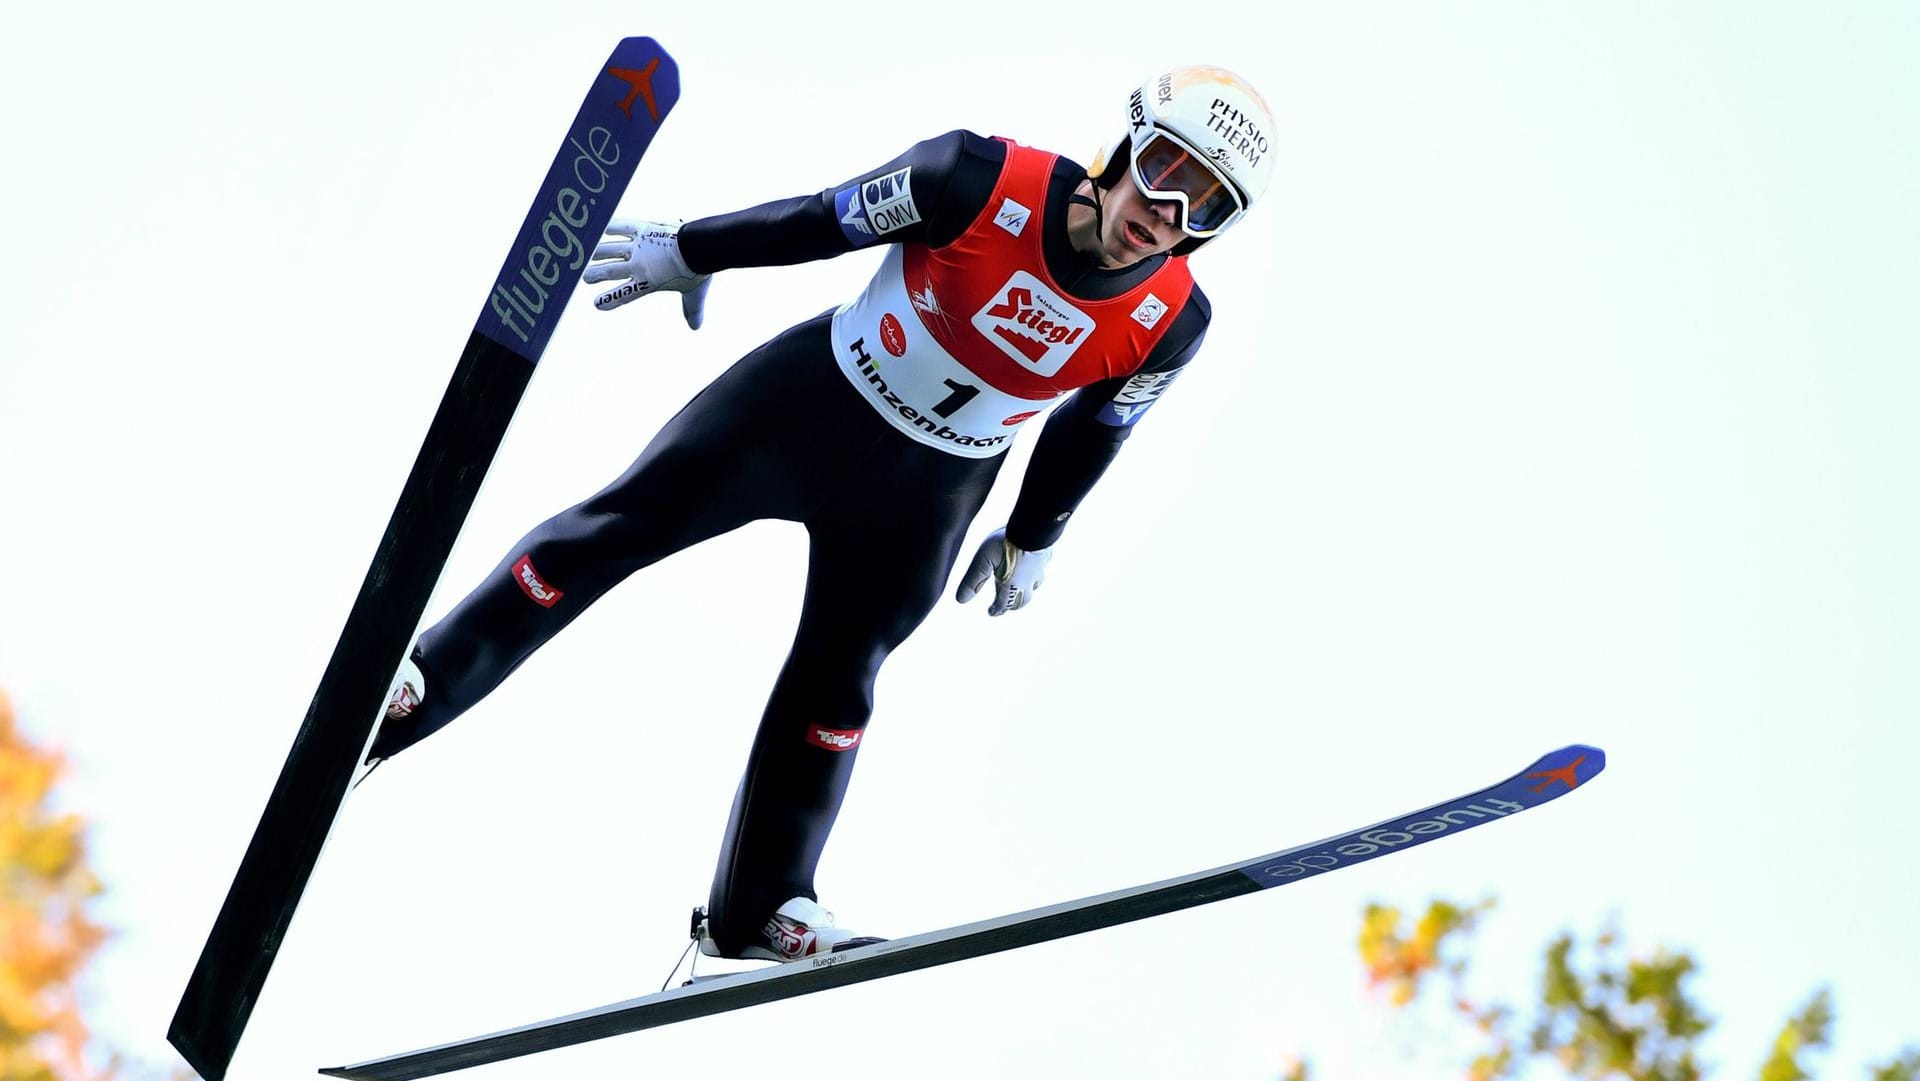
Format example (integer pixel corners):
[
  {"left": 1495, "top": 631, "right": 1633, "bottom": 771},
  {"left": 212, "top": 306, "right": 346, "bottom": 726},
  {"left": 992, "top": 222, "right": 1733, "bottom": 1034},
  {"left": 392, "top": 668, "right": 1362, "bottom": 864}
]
[{"left": 369, "top": 132, "right": 1215, "bottom": 954}]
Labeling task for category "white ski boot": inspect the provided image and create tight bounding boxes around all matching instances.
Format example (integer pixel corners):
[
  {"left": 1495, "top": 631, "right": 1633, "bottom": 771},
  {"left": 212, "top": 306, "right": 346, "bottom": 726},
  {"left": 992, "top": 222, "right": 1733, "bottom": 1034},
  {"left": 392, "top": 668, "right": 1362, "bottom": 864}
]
[
  {"left": 386, "top": 655, "right": 425, "bottom": 723},
  {"left": 354, "top": 654, "right": 426, "bottom": 786},
  {"left": 694, "top": 897, "right": 887, "bottom": 962}
]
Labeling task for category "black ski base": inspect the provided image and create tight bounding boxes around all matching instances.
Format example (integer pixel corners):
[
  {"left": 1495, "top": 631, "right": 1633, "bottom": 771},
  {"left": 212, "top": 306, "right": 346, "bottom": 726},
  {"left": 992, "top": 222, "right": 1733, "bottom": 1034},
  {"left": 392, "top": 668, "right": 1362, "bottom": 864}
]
[
  {"left": 169, "top": 329, "right": 534, "bottom": 1080},
  {"left": 168, "top": 36, "right": 682, "bottom": 1080}
]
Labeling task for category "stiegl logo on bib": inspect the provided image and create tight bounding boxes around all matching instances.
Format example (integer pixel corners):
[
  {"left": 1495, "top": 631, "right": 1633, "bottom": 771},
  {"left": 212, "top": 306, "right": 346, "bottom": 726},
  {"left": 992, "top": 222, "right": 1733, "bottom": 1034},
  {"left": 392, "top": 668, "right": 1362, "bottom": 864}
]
[{"left": 973, "top": 271, "right": 1094, "bottom": 377}]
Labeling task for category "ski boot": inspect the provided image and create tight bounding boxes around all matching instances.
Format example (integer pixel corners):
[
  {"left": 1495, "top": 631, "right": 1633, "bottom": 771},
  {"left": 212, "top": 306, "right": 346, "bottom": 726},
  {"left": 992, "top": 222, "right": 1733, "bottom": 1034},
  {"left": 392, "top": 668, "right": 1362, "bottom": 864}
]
[
  {"left": 693, "top": 897, "right": 887, "bottom": 962},
  {"left": 354, "top": 653, "right": 427, "bottom": 786}
]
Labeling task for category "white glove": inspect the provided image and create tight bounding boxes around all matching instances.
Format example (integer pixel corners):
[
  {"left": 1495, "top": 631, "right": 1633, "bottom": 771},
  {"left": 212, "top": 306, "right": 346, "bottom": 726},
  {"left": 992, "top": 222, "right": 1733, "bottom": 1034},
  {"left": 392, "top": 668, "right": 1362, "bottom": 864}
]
[
  {"left": 583, "top": 218, "right": 712, "bottom": 329},
  {"left": 955, "top": 528, "right": 1053, "bottom": 617}
]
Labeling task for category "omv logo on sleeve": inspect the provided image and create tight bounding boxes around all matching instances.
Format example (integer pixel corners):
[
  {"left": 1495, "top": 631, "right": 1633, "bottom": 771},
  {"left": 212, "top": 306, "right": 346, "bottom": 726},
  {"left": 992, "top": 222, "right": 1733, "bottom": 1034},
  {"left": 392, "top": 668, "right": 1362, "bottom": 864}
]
[
  {"left": 1096, "top": 367, "right": 1183, "bottom": 426},
  {"left": 834, "top": 166, "right": 922, "bottom": 247},
  {"left": 972, "top": 271, "right": 1095, "bottom": 378}
]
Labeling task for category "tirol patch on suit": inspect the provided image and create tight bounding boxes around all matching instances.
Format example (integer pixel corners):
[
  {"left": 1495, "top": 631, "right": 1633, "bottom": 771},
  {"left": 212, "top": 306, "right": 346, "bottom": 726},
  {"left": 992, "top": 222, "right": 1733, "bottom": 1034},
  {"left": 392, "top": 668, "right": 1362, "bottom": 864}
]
[
  {"left": 807, "top": 726, "right": 864, "bottom": 752},
  {"left": 972, "top": 271, "right": 1095, "bottom": 378},
  {"left": 1096, "top": 368, "right": 1183, "bottom": 427},
  {"left": 834, "top": 167, "right": 920, "bottom": 247},
  {"left": 512, "top": 554, "right": 565, "bottom": 607}
]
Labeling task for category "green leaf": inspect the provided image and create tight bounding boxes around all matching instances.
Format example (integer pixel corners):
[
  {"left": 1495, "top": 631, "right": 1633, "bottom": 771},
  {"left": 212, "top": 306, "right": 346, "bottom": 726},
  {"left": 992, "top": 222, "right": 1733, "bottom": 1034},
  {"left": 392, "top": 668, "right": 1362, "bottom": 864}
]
[{"left": 1869, "top": 1048, "right": 1920, "bottom": 1081}]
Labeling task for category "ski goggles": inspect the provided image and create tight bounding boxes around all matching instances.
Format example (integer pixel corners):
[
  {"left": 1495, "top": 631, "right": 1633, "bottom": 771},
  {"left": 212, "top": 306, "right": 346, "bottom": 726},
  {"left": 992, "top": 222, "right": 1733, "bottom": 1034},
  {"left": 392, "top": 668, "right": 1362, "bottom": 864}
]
[{"left": 1129, "top": 129, "right": 1247, "bottom": 237}]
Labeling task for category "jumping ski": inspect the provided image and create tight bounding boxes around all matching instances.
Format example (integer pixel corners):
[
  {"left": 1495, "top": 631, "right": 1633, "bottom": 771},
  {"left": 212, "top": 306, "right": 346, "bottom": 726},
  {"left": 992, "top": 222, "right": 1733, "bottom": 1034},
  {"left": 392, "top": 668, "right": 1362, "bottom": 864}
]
[
  {"left": 168, "top": 39, "right": 681, "bottom": 1081},
  {"left": 322, "top": 744, "right": 1605, "bottom": 1081}
]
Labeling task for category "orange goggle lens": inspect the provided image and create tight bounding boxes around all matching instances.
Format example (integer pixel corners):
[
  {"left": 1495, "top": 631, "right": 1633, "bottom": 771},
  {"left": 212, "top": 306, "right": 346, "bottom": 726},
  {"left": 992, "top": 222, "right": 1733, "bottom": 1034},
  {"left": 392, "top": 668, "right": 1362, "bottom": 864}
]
[{"left": 1130, "top": 131, "right": 1245, "bottom": 236}]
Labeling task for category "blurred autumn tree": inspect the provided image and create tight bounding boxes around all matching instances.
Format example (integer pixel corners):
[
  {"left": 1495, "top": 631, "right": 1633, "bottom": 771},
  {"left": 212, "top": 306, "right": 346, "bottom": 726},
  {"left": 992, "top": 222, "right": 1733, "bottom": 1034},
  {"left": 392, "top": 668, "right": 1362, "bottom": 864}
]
[
  {"left": 1279, "top": 897, "right": 1918, "bottom": 1081},
  {"left": 0, "top": 688, "right": 110, "bottom": 1081}
]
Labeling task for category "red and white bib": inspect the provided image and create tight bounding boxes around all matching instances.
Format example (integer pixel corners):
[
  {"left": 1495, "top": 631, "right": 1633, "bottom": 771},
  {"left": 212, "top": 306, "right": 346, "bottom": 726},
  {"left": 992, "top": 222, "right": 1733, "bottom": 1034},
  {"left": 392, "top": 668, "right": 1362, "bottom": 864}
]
[{"left": 830, "top": 140, "right": 1195, "bottom": 458}]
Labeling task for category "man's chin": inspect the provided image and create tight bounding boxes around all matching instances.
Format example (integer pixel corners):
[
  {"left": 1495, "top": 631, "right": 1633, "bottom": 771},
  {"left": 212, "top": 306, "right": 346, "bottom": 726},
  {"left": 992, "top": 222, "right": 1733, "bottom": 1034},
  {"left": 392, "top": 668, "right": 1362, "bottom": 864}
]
[{"left": 1100, "top": 238, "right": 1144, "bottom": 268}]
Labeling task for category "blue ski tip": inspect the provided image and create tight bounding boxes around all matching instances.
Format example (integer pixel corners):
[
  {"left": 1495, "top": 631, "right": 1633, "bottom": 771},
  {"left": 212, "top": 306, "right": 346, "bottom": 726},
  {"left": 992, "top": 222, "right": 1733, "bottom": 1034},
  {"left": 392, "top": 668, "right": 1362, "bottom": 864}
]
[
  {"left": 474, "top": 37, "right": 683, "bottom": 363},
  {"left": 1522, "top": 744, "right": 1606, "bottom": 794},
  {"left": 1238, "top": 743, "right": 1606, "bottom": 889}
]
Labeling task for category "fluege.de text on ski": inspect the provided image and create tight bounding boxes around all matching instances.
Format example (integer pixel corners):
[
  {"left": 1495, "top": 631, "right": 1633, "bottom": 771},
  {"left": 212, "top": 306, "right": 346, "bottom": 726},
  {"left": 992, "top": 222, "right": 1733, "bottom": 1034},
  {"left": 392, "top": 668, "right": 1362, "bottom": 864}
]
[
  {"left": 488, "top": 126, "right": 623, "bottom": 346},
  {"left": 1251, "top": 797, "right": 1530, "bottom": 881}
]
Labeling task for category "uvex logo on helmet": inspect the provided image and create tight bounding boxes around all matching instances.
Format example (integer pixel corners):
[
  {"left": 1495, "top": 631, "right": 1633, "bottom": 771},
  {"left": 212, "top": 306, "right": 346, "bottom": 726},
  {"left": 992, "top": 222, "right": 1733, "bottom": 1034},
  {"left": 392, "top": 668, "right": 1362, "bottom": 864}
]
[
  {"left": 972, "top": 271, "right": 1094, "bottom": 378},
  {"left": 512, "top": 555, "right": 564, "bottom": 608}
]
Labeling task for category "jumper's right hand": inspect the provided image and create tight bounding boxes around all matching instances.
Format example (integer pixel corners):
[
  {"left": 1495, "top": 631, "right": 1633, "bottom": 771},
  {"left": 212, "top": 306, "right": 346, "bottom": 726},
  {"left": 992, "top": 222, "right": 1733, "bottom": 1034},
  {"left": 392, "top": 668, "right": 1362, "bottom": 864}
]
[{"left": 584, "top": 218, "right": 712, "bottom": 329}]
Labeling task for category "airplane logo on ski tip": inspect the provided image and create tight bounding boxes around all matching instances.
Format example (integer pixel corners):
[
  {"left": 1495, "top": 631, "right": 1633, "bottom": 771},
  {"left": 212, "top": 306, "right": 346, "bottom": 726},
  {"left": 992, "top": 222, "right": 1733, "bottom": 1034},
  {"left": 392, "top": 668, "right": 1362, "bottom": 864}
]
[
  {"left": 1525, "top": 753, "right": 1590, "bottom": 793},
  {"left": 605, "top": 60, "right": 662, "bottom": 121}
]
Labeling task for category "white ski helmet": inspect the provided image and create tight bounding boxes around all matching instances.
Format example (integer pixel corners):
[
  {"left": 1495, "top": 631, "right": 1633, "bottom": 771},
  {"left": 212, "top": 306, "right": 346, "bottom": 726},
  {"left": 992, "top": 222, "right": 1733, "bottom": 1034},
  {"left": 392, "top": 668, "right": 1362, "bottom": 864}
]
[{"left": 1089, "top": 65, "right": 1276, "bottom": 252}]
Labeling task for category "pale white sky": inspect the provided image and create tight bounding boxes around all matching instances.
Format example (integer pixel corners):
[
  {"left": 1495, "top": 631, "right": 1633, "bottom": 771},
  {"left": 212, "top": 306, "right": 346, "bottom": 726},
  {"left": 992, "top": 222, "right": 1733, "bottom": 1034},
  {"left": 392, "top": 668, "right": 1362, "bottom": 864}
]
[{"left": 2, "top": 3, "right": 1916, "bottom": 1080}]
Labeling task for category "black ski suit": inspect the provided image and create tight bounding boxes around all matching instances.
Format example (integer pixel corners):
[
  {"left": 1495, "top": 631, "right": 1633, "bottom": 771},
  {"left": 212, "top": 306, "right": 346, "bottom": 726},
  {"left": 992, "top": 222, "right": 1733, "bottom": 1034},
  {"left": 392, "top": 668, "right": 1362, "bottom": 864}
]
[{"left": 369, "top": 130, "right": 1213, "bottom": 954}]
